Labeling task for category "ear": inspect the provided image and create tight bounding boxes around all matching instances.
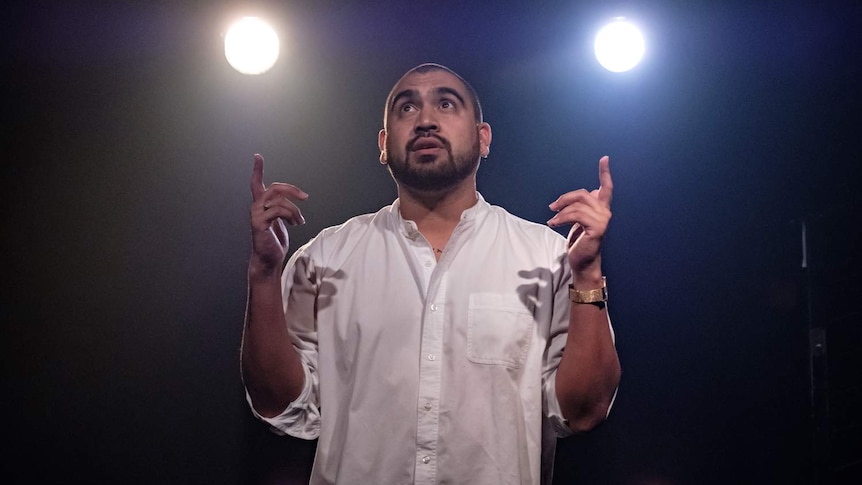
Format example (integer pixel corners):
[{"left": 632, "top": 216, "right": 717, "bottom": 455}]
[
  {"left": 477, "top": 122, "right": 492, "bottom": 157},
  {"left": 378, "top": 129, "right": 388, "bottom": 164}
]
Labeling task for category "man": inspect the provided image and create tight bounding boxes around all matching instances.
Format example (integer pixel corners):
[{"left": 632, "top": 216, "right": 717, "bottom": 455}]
[{"left": 242, "top": 63, "right": 620, "bottom": 485}]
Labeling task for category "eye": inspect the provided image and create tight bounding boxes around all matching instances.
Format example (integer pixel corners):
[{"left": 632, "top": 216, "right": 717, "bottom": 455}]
[
  {"left": 440, "top": 100, "right": 455, "bottom": 109},
  {"left": 400, "top": 103, "right": 416, "bottom": 113}
]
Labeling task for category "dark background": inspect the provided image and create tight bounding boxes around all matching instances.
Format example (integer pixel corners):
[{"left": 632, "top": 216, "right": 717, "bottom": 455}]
[{"left": 2, "top": 0, "right": 860, "bottom": 483}]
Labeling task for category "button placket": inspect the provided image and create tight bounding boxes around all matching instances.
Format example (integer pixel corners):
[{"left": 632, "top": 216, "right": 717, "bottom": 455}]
[{"left": 414, "top": 276, "right": 446, "bottom": 485}]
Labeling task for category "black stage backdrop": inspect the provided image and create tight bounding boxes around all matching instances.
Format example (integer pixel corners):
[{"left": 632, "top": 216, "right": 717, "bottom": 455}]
[{"left": 2, "top": 1, "right": 860, "bottom": 483}]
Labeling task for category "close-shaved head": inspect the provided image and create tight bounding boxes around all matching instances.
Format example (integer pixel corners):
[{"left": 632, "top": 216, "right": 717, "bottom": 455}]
[{"left": 383, "top": 63, "right": 483, "bottom": 129}]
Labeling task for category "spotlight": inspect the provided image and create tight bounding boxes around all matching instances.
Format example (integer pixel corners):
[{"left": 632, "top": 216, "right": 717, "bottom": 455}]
[
  {"left": 594, "top": 18, "right": 645, "bottom": 73},
  {"left": 224, "top": 17, "right": 280, "bottom": 75}
]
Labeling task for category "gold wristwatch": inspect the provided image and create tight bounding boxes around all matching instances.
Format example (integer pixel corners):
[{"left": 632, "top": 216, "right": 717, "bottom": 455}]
[{"left": 569, "top": 276, "right": 607, "bottom": 304}]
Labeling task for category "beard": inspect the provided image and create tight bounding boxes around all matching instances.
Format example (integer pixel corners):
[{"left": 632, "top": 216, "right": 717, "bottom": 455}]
[{"left": 385, "top": 134, "right": 481, "bottom": 193}]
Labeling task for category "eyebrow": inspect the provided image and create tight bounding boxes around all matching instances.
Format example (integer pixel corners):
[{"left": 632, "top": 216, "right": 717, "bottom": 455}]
[
  {"left": 435, "top": 86, "right": 466, "bottom": 107},
  {"left": 389, "top": 86, "right": 467, "bottom": 112},
  {"left": 389, "top": 89, "right": 417, "bottom": 112}
]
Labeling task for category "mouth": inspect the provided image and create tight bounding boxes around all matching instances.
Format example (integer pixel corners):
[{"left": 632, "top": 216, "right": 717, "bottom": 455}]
[{"left": 410, "top": 135, "right": 446, "bottom": 152}]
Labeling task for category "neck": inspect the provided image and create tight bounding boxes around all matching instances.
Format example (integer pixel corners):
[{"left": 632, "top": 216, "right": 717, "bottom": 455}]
[{"left": 397, "top": 178, "right": 478, "bottom": 238}]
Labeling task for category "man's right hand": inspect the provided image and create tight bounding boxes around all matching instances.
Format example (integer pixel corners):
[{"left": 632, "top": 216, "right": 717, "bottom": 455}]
[
  {"left": 244, "top": 153, "right": 309, "bottom": 413},
  {"left": 249, "top": 153, "right": 308, "bottom": 278}
]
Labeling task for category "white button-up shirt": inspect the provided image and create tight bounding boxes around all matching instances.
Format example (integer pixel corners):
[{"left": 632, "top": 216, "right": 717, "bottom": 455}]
[{"left": 248, "top": 194, "right": 611, "bottom": 484}]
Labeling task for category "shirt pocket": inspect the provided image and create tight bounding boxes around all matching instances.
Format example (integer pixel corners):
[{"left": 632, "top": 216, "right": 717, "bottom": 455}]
[{"left": 466, "top": 293, "right": 534, "bottom": 368}]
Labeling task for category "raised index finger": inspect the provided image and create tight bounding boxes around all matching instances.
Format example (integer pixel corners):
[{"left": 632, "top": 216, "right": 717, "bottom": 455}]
[
  {"left": 597, "top": 155, "right": 613, "bottom": 205},
  {"left": 250, "top": 153, "right": 265, "bottom": 200}
]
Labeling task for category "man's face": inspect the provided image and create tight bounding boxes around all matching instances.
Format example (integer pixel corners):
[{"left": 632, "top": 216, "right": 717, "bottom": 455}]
[{"left": 379, "top": 69, "right": 491, "bottom": 194}]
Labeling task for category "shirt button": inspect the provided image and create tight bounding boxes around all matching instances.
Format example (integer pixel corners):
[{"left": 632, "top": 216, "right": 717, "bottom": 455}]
[
  {"left": 424, "top": 402, "right": 432, "bottom": 411},
  {"left": 422, "top": 456, "right": 431, "bottom": 464},
  {"left": 427, "top": 353, "right": 436, "bottom": 361},
  {"left": 430, "top": 304, "right": 438, "bottom": 312}
]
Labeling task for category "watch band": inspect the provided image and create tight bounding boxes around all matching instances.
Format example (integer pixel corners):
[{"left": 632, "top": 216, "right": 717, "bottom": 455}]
[{"left": 569, "top": 276, "right": 607, "bottom": 304}]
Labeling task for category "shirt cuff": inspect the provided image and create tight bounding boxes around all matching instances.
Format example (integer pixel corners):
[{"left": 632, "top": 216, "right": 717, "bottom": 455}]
[
  {"left": 544, "top": 371, "right": 575, "bottom": 438},
  {"left": 245, "top": 364, "right": 321, "bottom": 440},
  {"left": 545, "top": 368, "right": 619, "bottom": 438}
]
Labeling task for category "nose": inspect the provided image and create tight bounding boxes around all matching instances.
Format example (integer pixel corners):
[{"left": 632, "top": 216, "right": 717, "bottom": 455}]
[{"left": 414, "top": 112, "right": 438, "bottom": 136}]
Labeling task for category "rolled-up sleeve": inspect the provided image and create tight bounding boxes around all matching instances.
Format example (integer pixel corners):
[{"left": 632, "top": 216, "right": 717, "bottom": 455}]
[
  {"left": 246, "top": 361, "right": 321, "bottom": 439},
  {"left": 245, "top": 243, "right": 322, "bottom": 440},
  {"left": 544, "top": 311, "right": 618, "bottom": 437}
]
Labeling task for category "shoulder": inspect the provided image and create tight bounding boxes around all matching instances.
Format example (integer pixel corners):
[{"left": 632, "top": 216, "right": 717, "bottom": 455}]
[
  {"left": 294, "top": 204, "right": 394, "bottom": 264},
  {"left": 484, "top": 203, "right": 566, "bottom": 247}
]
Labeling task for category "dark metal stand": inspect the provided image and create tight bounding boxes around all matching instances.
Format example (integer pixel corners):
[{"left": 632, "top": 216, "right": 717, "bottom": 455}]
[{"left": 802, "top": 218, "right": 830, "bottom": 484}]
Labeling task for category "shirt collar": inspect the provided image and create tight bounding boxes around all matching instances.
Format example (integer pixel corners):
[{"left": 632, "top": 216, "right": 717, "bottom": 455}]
[{"left": 389, "top": 192, "right": 490, "bottom": 239}]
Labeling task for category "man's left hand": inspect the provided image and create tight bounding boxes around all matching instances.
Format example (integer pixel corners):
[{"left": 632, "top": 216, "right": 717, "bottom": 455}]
[{"left": 547, "top": 156, "right": 613, "bottom": 277}]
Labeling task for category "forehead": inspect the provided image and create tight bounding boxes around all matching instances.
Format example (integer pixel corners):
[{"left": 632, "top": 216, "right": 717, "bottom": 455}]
[{"left": 391, "top": 69, "right": 468, "bottom": 98}]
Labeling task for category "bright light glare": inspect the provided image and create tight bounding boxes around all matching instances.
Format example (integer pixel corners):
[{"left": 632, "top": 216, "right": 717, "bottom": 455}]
[
  {"left": 224, "top": 17, "right": 279, "bottom": 75},
  {"left": 594, "top": 19, "right": 645, "bottom": 73}
]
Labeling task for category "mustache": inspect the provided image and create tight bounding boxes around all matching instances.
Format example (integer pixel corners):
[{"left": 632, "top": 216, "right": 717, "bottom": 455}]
[{"left": 407, "top": 133, "right": 450, "bottom": 151}]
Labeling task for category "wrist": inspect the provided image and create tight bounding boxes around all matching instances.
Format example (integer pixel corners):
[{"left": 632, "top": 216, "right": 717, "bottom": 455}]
[
  {"left": 569, "top": 276, "right": 607, "bottom": 306},
  {"left": 248, "top": 255, "right": 283, "bottom": 285},
  {"left": 571, "top": 265, "right": 603, "bottom": 291}
]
